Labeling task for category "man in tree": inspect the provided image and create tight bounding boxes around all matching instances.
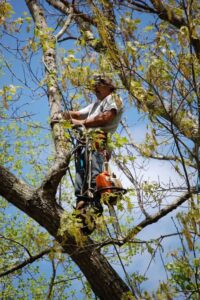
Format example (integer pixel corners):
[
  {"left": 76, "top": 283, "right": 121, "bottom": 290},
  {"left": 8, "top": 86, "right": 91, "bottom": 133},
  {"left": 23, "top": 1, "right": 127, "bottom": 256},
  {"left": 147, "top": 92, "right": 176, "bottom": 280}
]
[{"left": 53, "top": 75, "right": 123, "bottom": 234}]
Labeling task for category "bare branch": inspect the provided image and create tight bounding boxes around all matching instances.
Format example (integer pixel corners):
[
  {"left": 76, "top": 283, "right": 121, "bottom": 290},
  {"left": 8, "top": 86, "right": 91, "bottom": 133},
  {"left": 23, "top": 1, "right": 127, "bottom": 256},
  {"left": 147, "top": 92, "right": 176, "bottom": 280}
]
[
  {"left": 46, "top": 260, "right": 57, "bottom": 300},
  {"left": 128, "top": 1, "right": 157, "bottom": 14},
  {"left": 53, "top": 276, "right": 82, "bottom": 285},
  {"left": 0, "top": 248, "right": 51, "bottom": 278},
  {"left": 123, "top": 187, "right": 197, "bottom": 243},
  {"left": 121, "top": 120, "right": 196, "bottom": 168},
  {"left": 56, "top": 6, "right": 74, "bottom": 40},
  {"left": 95, "top": 232, "right": 185, "bottom": 249},
  {"left": 0, "top": 234, "right": 32, "bottom": 258},
  {"left": 46, "top": 0, "right": 96, "bottom": 26}
]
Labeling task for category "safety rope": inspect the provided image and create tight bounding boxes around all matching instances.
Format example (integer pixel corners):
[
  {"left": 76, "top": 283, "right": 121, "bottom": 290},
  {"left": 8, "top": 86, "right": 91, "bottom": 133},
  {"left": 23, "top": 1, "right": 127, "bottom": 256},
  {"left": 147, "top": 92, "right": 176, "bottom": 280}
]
[
  {"left": 196, "top": 174, "right": 200, "bottom": 193},
  {"left": 195, "top": 148, "right": 200, "bottom": 197},
  {"left": 67, "top": 167, "right": 75, "bottom": 187},
  {"left": 106, "top": 224, "right": 135, "bottom": 296}
]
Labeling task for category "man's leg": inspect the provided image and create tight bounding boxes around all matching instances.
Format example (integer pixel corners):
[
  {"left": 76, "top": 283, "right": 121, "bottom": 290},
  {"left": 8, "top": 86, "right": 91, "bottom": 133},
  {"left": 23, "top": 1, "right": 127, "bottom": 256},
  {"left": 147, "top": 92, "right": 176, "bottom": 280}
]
[
  {"left": 74, "top": 147, "right": 97, "bottom": 234},
  {"left": 74, "top": 147, "right": 90, "bottom": 215},
  {"left": 90, "top": 150, "right": 104, "bottom": 215},
  {"left": 74, "top": 147, "right": 86, "bottom": 201}
]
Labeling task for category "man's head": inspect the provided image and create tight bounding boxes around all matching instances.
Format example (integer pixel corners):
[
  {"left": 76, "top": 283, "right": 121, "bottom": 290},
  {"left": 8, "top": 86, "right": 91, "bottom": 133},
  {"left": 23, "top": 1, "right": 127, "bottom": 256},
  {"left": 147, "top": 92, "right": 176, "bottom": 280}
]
[{"left": 92, "top": 75, "right": 116, "bottom": 100}]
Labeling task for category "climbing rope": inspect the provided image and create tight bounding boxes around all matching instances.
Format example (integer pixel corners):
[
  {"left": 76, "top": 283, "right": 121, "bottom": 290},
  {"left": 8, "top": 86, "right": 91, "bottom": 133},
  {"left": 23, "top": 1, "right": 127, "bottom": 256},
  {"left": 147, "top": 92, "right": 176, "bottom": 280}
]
[
  {"left": 106, "top": 225, "right": 135, "bottom": 296},
  {"left": 196, "top": 173, "right": 200, "bottom": 194},
  {"left": 196, "top": 147, "right": 200, "bottom": 192}
]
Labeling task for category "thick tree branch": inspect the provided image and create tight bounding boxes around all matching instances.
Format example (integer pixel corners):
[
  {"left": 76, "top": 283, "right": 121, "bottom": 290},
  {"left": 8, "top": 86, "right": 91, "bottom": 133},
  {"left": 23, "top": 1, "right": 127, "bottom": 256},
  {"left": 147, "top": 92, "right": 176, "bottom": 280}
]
[
  {"left": 0, "top": 248, "right": 51, "bottom": 278},
  {"left": 0, "top": 164, "right": 62, "bottom": 232},
  {"left": 123, "top": 187, "right": 197, "bottom": 243},
  {"left": 26, "top": 0, "right": 73, "bottom": 196},
  {"left": 150, "top": 0, "right": 186, "bottom": 27},
  {"left": 46, "top": 0, "right": 96, "bottom": 26},
  {"left": 0, "top": 165, "right": 34, "bottom": 210},
  {"left": 40, "top": 155, "right": 71, "bottom": 197}
]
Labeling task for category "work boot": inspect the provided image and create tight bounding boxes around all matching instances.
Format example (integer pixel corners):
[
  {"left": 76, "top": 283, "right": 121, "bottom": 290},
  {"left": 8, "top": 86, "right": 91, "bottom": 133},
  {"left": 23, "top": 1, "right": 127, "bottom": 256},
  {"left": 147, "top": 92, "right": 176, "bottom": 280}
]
[{"left": 75, "top": 199, "right": 103, "bottom": 235}]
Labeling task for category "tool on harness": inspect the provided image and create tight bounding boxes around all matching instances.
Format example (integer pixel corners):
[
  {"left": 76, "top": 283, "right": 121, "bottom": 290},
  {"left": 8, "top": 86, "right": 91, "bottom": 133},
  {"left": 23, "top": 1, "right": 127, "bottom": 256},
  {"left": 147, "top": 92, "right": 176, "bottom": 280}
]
[{"left": 96, "top": 161, "right": 127, "bottom": 206}]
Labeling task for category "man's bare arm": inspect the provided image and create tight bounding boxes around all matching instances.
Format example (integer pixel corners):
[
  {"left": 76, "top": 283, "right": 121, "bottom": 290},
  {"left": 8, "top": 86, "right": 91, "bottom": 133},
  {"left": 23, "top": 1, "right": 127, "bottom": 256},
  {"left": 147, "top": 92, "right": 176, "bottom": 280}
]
[
  {"left": 62, "top": 111, "right": 84, "bottom": 120},
  {"left": 51, "top": 110, "right": 87, "bottom": 126},
  {"left": 71, "top": 109, "right": 116, "bottom": 128}
]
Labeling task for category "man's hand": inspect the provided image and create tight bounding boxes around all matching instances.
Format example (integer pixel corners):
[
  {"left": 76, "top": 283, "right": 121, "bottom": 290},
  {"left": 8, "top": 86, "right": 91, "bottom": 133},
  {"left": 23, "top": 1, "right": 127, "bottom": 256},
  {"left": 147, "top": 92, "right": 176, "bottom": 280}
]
[
  {"left": 79, "top": 110, "right": 116, "bottom": 128},
  {"left": 71, "top": 119, "right": 84, "bottom": 127},
  {"left": 50, "top": 112, "right": 63, "bottom": 126},
  {"left": 62, "top": 112, "right": 71, "bottom": 120}
]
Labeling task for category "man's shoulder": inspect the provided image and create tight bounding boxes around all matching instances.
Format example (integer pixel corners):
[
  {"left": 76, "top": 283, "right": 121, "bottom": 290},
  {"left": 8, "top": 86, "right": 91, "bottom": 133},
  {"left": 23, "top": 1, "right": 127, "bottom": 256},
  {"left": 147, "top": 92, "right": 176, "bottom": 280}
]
[{"left": 109, "top": 93, "right": 123, "bottom": 111}]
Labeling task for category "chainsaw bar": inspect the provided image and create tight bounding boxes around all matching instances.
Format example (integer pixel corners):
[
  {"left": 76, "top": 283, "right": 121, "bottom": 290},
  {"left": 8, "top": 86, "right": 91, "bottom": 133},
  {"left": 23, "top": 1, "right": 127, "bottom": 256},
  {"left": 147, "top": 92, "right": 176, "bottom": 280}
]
[{"left": 108, "top": 205, "right": 122, "bottom": 239}]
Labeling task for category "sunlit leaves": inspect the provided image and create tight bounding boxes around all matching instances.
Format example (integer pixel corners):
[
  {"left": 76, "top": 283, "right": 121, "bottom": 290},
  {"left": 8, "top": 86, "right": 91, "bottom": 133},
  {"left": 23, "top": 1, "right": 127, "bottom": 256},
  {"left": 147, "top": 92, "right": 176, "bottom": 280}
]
[
  {"left": 0, "top": 1, "right": 13, "bottom": 26},
  {"left": 34, "top": 27, "right": 55, "bottom": 52},
  {"left": 58, "top": 212, "right": 87, "bottom": 247},
  {"left": 0, "top": 84, "right": 20, "bottom": 109}
]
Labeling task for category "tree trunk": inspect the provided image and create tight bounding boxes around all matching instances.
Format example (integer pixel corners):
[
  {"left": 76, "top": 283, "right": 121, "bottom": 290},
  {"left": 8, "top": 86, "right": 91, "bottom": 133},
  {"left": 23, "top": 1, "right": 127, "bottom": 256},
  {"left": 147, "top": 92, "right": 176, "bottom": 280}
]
[{"left": 0, "top": 165, "right": 132, "bottom": 299}]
